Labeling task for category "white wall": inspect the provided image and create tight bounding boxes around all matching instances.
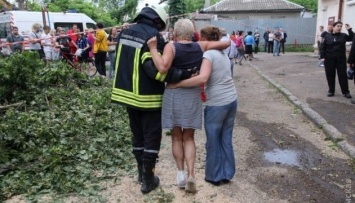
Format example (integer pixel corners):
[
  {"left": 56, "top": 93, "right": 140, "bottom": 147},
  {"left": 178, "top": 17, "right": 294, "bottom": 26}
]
[{"left": 315, "top": 0, "right": 355, "bottom": 50}]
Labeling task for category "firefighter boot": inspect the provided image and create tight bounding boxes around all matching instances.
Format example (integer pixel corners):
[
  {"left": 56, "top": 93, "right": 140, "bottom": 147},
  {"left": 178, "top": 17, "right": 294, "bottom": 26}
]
[
  {"left": 134, "top": 154, "right": 143, "bottom": 183},
  {"left": 141, "top": 158, "right": 160, "bottom": 194}
]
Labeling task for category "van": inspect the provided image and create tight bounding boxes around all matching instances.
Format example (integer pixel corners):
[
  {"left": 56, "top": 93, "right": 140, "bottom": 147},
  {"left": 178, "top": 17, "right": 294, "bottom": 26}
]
[{"left": 0, "top": 10, "right": 96, "bottom": 52}]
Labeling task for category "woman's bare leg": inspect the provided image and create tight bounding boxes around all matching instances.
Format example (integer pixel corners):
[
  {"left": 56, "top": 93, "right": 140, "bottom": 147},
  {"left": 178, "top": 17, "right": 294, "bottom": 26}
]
[
  {"left": 182, "top": 129, "right": 196, "bottom": 178},
  {"left": 171, "top": 127, "right": 184, "bottom": 170}
]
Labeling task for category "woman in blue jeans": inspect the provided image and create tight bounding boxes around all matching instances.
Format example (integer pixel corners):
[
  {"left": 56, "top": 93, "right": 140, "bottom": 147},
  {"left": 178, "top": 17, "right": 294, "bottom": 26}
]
[
  {"left": 107, "top": 27, "right": 119, "bottom": 78},
  {"left": 170, "top": 26, "right": 237, "bottom": 186}
]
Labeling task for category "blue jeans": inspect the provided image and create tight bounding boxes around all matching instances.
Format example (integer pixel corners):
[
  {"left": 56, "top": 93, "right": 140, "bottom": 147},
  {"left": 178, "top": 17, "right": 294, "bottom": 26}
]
[
  {"left": 229, "top": 58, "right": 234, "bottom": 77},
  {"left": 108, "top": 51, "right": 116, "bottom": 78},
  {"left": 204, "top": 99, "right": 237, "bottom": 182},
  {"left": 273, "top": 40, "right": 280, "bottom": 56}
]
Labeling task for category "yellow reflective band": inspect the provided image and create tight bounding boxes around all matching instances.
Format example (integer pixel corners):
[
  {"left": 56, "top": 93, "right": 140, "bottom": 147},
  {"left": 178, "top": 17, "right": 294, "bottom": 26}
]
[
  {"left": 112, "top": 88, "right": 163, "bottom": 101},
  {"left": 155, "top": 72, "right": 167, "bottom": 82},
  {"left": 133, "top": 49, "right": 141, "bottom": 95},
  {"left": 113, "top": 44, "right": 123, "bottom": 88},
  {"left": 111, "top": 94, "right": 162, "bottom": 108},
  {"left": 141, "top": 52, "right": 152, "bottom": 64}
]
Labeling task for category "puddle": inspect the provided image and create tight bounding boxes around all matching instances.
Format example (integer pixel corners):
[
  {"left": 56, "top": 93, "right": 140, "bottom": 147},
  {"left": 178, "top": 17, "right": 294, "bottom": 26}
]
[{"left": 264, "top": 149, "right": 301, "bottom": 167}]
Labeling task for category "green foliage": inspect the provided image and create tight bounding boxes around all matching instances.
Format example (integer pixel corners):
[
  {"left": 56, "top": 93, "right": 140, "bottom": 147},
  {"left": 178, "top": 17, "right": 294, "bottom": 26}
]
[
  {"left": 109, "top": 0, "right": 138, "bottom": 24},
  {"left": 168, "top": 0, "right": 186, "bottom": 25},
  {"left": 0, "top": 53, "right": 133, "bottom": 201},
  {"left": 41, "top": 0, "right": 118, "bottom": 27},
  {"left": 289, "top": 0, "right": 318, "bottom": 13}
]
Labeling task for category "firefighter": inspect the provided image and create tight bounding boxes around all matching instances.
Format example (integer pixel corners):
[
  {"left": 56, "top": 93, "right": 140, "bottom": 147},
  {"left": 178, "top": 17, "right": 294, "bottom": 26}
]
[{"left": 111, "top": 4, "right": 195, "bottom": 194}]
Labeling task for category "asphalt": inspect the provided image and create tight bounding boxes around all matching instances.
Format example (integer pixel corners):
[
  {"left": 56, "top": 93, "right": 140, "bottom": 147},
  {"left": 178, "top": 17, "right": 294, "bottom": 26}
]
[{"left": 244, "top": 52, "right": 355, "bottom": 158}]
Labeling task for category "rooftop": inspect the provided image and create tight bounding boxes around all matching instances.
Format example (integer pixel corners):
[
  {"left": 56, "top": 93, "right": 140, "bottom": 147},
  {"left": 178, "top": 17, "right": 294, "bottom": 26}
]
[{"left": 203, "top": 0, "right": 304, "bottom": 13}]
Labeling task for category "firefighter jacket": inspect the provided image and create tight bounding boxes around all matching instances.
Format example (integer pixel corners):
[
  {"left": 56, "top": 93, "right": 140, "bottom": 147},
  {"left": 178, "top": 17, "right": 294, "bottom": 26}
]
[{"left": 111, "top": 21, "right": 166, "bottom": 110}]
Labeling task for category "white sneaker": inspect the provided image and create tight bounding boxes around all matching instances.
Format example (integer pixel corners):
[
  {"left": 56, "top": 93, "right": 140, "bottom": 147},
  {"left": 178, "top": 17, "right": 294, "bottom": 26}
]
[
  {"left": 185, "top": 177, "right": 197, "bottom": 193},
  {"left": 176, "top": 171, "right": 186, "bottom": 188}
]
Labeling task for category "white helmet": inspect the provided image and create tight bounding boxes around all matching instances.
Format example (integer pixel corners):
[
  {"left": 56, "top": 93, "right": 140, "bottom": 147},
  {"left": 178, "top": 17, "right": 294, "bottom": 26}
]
[{"left": 134, "top": 4, "right": 168, "bottom": 31}]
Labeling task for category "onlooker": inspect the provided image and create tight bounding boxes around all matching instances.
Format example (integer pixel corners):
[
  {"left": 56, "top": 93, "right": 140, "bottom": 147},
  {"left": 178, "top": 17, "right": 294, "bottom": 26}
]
[
  {"left": 279, "top": 28, "right": 287, "bottom": 54},
  {"left": 111, "top": 4, "right": 167, "bottom": 194},
  {"left": 244, "top": 31, "right": 255, "bottom": 60},
  {"left": 317, "top": 25, "right": 325, "bottom": 49},
  {"left": 107, "top": 27, "right": 119, "bottom": 78},
  {"left": 273, "top": 28, "right": 282, "bottom": 56},
  {"left": 319, "top": 25, "right": 333, "bottom": 67},
  {"left": 235, "top": 30, "right": 245, "bottom": 65},
  {"left": 166, "top": 32, "right": 174, "bottom": 43},
  {"left": 76, "top": 29, "right": 90, "bottom": 62},
  {"left": 56, "top": 29, "right": 76, "bottom": 62},
  {"left": 164, "top": 26, "right": 174, "bottom": 42},
  {"left": 93, "top": 23, "right": 108, "bottom": 76},
  {"left": 169, "top": 25, "right": 237, "bottom": 187},
  {"left": 320, "top": 21, "right": 353, "bottom": 98},
  {"left": 86, "top": 28, "right": 95, "bottom": 59},
  {"left": 147, "top": 18, "right": 229, "bottom": 193},
  {"left": 263, "top": 28, "right": 270, "bottom": 52},
  {"left": 230, "top": 31, "right": 237, "bottom": 43},
  {"left": 41, "top": 25, "right": 54, "bottom": 64},
  {"left": 254, "top": 29, "right": 260, "bottom": 54},
  {"left": 6, "top": 26, "right": 24, "bottom": 54},
  {"left": 28, "top": 23, "right": 45, "bottom": 60},
  {"left": 220, "top": 28, "right": 236, "bottom": 76},
  {"left": 348, "top": 34, "right": 355, "bottom": 104},
  {"left": 268, "top": 30, "right": 274, "bottom": 53},
  {"left": 52, "top": 28, "right": 62, "bottom": 61},
  {"left": 67, "top": 24, "right": 78, "bottom": 55}
]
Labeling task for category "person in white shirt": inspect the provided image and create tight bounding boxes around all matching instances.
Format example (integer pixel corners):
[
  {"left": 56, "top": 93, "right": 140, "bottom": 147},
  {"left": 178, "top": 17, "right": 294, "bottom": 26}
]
[
  {"left": 220, "top": 28, "right": 236, "bottom": 76},
  {"left": 41, "top": 25, "right": 54, "bottom": 65}
]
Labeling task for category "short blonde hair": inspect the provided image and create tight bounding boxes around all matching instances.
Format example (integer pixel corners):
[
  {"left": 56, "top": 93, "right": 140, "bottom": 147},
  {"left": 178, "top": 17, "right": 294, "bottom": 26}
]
[
  {"left": 174, "top": 19, "right": 194, "bottom": 41},
  {"left": 32, "top": 23, "right": 41, "bottom": 31}
]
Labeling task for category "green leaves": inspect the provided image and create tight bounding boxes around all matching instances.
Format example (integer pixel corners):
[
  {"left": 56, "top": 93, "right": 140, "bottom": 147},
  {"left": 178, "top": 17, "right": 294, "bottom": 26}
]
[{"left": 0, "top": 54, "right": 133, "bottom": 201}]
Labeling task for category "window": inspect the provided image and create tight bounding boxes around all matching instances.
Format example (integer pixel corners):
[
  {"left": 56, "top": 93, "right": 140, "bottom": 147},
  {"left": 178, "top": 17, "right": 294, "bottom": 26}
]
[
  {"left": 54, "top": 22, "right": 83, "bottom": 33},
  {"left": 86, "top": 23, "right": 96, "bottom": 29},
  {"left": 0, "top": 22, "right": 11, "bottom": 39},
  {"left": 347, "top": 0, "right": 355, "bottom": 6}
]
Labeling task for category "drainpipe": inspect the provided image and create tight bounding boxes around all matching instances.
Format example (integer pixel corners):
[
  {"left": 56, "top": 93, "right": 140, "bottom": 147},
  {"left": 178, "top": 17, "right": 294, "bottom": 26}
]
[{"left": 338, "top": 0, "right": 344, "bottom": 21}]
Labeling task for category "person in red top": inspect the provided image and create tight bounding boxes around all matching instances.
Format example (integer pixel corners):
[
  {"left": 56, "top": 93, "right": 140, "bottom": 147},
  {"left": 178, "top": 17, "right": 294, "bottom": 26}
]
[{"left": 67, "top": 24, "right": 78, "bottom": 56}]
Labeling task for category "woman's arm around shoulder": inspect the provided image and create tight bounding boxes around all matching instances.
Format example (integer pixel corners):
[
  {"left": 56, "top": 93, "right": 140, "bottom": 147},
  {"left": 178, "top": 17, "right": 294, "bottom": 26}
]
[
  {"left": 168, "top": 58, "right": 212, "bottom": 88},
  {"left": 147, "top": 36, "right": 174, "bottom": 74},
  {"left": 198, "top": 40, "right": 230, "bottom": 52}
]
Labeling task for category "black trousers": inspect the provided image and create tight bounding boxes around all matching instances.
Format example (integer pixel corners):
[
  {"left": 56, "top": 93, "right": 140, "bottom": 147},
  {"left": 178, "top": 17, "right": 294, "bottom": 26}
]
[
  {"left": 127, "top": 107, "right": 162, "bottom": 160},
  {"left": 95, "top": 51, "right": 107, "bottom": 76},
  {"left": 268, "top": 41, "right": 273, "bottom": 53},
  {"left": 280, "top": 41, "right": 285, "bottom": 54},
  {"left": 254, "top": 41, "right": 259, "bottom": 53},
  {"left": 324, "top": 54, "right": 350, "bottom": 94},
  {"left": 264, "top": 40, "right": 268, "bottom": 52}
]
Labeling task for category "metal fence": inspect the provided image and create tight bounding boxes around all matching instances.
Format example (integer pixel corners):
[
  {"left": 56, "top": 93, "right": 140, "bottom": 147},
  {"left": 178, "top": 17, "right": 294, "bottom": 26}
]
[{"left": 194, "top": 18, "right": 317, "bottom": 45}]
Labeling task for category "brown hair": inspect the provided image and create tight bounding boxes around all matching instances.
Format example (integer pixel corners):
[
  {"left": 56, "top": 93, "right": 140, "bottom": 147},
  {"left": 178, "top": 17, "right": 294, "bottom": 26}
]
[{"left": 200, "top": 26, "right": 222, "bottom": 41}]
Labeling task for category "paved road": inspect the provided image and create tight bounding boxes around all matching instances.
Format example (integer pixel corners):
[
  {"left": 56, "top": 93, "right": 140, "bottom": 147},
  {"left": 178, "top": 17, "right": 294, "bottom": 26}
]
[{"left": 248, "top": 52, "right": 355, "bottom": 157}]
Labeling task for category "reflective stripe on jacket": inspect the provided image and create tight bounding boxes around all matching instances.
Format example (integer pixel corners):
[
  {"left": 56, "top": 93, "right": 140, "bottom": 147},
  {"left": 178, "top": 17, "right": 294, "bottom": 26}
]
[{"left": 111, "top": 22, "right": 166, "bottom": 110}]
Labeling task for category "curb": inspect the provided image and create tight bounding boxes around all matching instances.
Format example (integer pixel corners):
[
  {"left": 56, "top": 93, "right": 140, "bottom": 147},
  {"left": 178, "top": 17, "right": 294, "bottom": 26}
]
[{"left": 249, "top": 63, "right": 355, "bottom": 159}]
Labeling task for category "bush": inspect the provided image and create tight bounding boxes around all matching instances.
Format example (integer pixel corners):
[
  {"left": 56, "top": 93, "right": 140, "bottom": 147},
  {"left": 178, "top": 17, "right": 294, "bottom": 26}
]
[{"left": 0, "top": 53, "right": 132, "bottom": 201}]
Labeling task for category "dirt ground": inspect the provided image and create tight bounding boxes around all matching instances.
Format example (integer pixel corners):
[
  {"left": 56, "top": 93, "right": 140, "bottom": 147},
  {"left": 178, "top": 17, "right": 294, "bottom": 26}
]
[{"left": 7, "top": 53, "right": 355, "bottom": 203}]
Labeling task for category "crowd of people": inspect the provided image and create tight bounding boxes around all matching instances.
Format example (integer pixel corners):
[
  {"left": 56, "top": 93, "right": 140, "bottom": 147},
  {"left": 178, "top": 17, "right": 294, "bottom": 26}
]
[
  {"left": 2, "top": 22, "right": 128, "bottom": 78},
  {"left": 217, "top": 27, "right": 287, "bottom": 66}
]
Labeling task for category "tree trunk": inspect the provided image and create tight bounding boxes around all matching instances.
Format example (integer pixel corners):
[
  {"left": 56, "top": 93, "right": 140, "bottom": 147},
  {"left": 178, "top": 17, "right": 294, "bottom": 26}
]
[{"left": 17, "top": 0, "right": 25, "bottom": 10}]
